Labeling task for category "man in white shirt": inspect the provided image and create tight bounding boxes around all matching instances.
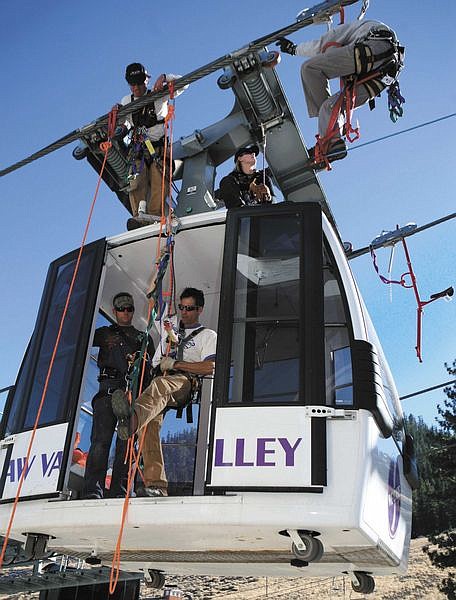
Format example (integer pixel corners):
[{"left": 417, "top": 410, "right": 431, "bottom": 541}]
[
  {"left": 120, "top": 63, "right": 186, "bottom": 227},
  {"left": 112, "top": 287, "right": 217, "bottom": 497}
]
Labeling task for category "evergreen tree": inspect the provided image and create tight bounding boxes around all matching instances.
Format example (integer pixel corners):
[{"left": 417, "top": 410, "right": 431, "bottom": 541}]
[
  {"left": 423, "top": 361, "right": 456, "bottom": 599},
  {"left": 406, "top": 414, "right": 446, "bottom": 536}
]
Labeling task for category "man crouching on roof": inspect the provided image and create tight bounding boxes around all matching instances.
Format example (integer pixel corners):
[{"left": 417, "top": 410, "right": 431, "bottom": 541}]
[{"left": 112, "top": 287, "right": 217, "bottom": 497}]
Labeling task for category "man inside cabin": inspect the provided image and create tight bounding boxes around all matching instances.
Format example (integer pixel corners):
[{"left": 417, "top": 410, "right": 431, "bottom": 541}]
[
  {"left": 112, "top": 287, "right": 217, "bottom": 497},
  {"left": 119, "top": 62, "right": 187, "bottom": 229},
  {"left": 218, "top": 145, "right": 274, "bottom": 209},
  {"left": 276, "top": 17, "right": 403, "bottom": 169},
  {"left": 83, "top": 292, "right": 153, "bottom": 499}
]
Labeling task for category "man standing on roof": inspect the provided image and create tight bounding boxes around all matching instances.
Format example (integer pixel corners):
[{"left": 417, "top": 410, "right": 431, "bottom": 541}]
[
  {"left": 276, "top": 18, "right": 403, "bottom": 168},
  {"left": 120, "top": 63, "right": 187, "bottom": 229},
  {"left": 111, "top": 287, "right": 217, "bottom": 497},
  {"left": 83, "top": 293, "right": 154, "bottom": 499},
  {"left": 218, "top": 145, "right": 274, "bottom": 209}
]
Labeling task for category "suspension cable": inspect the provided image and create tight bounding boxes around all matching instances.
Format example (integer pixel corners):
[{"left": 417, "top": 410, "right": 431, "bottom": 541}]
[
  {"left": 400, "top": 379, "right": 456, "bottom": 401},
  {"left": 0, "top": 0, "right": 359, "bottom": 179}
]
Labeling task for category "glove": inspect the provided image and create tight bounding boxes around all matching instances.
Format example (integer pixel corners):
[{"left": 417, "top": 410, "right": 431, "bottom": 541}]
[
  {"left": 153, "top": 73, "right": 167, "bottom": 92},
  {"left": 160, "top": 356, "right": 176, "bottom": 372},
  {"left": 249, "top": 181, "right": 272, "bottom": 204},
  {"left": 113, "top": 125, "right": 128, "bottom": 140},
  {"left": 275, "top": 37, "right": 297, "bottom": 55}
]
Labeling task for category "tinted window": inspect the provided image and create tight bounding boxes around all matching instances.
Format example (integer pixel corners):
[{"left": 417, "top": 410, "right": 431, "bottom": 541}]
[{"left": 229, "top": 215, "right": 301, "bottom": 404}]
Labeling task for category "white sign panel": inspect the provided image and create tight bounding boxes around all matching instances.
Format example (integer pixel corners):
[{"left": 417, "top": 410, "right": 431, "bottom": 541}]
[
  {"left": 209, "top": 407, "right": 313, "bottom": 487},
  {"left": 1, "top": 423, "right": 68, "bottom": 500}
]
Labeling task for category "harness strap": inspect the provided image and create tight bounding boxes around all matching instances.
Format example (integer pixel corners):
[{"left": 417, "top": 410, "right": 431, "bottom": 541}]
[{"left": 176, "top": 327, "right": 205, "bottom": 361}]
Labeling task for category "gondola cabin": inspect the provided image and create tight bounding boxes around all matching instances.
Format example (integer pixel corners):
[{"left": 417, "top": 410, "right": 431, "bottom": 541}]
[
  {"left": 0, "top": 204, "right": 417, "bottom": 594},
  {"left": 0, "top": 12, "right": 417, "bottom": 594}
]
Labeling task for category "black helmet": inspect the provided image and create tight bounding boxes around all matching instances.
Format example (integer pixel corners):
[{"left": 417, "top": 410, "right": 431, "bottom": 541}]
[
  {"left": 234, "top": 145, "right": 259, "bottom": 162},
  {"left": 125, "top": 63, "right": 149, "bottom": 85}
]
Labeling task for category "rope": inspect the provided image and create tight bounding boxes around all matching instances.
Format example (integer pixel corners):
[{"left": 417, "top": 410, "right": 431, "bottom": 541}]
[
  {"left": 370, "top": 244, "right": 412, "bottom": 287},
  {"left": 109, "top": 91, "right": 178, "bottom": 593},
  {"left": 0, "top": 106, "right": 118, "bottom": 569}
]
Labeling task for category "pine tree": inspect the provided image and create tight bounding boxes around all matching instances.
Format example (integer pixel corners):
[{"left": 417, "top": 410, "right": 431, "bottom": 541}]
[{"left": 423, "top": 360, "right": 456, "bottom": 599}]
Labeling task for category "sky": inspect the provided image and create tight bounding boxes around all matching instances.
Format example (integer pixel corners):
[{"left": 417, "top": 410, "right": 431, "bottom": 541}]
[{"left": 0, "top": 0, "right": 454, "bottom": 427}]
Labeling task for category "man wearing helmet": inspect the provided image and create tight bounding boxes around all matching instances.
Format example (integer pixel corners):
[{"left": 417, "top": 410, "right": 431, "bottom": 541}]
[
  {"left": 120, "top": 63, "right": 187, "bottom": 228},
  {"left": 218, "top": 145, "right": 274, "bottom": 209}
]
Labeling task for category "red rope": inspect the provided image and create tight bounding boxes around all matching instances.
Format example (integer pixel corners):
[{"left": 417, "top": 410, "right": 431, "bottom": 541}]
[{"left": 370, "top": 231, "right": 448, "bottom": 363}]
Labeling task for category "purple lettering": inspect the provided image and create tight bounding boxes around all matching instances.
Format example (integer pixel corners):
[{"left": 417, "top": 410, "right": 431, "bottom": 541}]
[
  {"left": 16, "top": 456, "right": 35, "bottom": 480},
  {"left": 257, "top": 438, "right": 276, "bottom": 466},
  {"left": 235, "top": 438, "right": 255, "bottom": 466},
  {"left": 278, "top": 437, "right": 302, "bottom": 466},
  {"left": 41, "top": 452, "right": 54, "bottom": 476},
  {"left": 6, "top": 460, "right": 15, "bottom": 483},
  {"left": 46, "top": 451, "right": 63, "bottom": 477},
  {"left": 214, "top": 439, "right": 233, "bottom": 467}
]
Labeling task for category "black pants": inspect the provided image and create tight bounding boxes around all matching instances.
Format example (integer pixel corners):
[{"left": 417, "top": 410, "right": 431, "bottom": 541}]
[{"left": 83, "top": 391, "right": 129, "bottom": 498}]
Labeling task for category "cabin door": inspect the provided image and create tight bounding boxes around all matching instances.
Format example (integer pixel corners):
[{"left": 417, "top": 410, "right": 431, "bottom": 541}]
[
  {"left": 206, "top": 203, "right": 326, "bottom": 492},
  {"left": 0, "top": 240, "right": 106, "bottom": 501}
]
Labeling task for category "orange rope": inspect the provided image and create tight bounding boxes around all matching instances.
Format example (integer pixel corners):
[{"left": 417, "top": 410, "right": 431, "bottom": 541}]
[
  {"left": 109, "top": 89, "right": 178, "bottom": 593},
  {"left": 0, "top": 107, "right": 118, "bottom": 568}
]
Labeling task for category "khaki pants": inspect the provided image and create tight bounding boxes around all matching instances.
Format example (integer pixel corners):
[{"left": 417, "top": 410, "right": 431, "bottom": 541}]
[
  {"left": 128, "top": 159, "right": 170, "bottom": 216},
  {"left": 135, "top": 374, "right": 191, "bottom": 490},
  {"left": 300, "top": 40, "right": 391, "bottom": 137}
]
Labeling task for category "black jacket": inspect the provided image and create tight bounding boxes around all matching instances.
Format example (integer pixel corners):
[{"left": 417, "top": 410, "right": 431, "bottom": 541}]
[{"left": 218, "top": 169, "right": 273, "bottom": 209}]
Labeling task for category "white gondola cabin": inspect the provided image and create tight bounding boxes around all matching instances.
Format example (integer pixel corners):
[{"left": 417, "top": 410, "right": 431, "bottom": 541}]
[{"left": 0, "top": 4, "right": 418, "bottom": 594}]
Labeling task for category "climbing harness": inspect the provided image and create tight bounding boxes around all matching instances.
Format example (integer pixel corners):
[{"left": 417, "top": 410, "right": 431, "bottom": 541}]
[
  {"left": 311, "top": 27, "right": 405, "bottom": 170},
  {"left": 370, "top": 227, "right": 453, "bottom": 362}
]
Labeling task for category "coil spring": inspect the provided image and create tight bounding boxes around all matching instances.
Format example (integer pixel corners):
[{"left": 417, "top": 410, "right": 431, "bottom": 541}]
[
  {"left": 244, "top": 75, "right": 276, "bottom": 119},
  {"left": 106, "top": 145, "right": 128, "bottom": 178}
]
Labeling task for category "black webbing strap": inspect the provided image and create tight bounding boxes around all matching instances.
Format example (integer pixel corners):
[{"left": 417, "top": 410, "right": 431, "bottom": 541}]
[{"left": 176, "top": 327, "right": 205, "bottom": 361}]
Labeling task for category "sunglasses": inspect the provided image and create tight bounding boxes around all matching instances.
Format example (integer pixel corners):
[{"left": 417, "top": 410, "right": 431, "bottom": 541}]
[
  {"left": 116, "top": 306, "right": 134, "bottom": 313},
  {"left": 178, "top": 304, "right": 199, "bottom": 312}
]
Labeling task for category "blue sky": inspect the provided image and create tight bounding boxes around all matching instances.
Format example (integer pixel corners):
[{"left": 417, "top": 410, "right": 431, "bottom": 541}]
[{"left": 0, "top": 0, "right": 454, "bottom": 426}]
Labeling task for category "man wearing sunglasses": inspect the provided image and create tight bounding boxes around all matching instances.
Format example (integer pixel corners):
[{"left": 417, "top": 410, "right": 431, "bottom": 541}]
[
  {"left": 83, "top": 292, "right": 154, "bottom": 499},
  {"left": 112, "top": 287, "right": 217, "bottom": 497}
]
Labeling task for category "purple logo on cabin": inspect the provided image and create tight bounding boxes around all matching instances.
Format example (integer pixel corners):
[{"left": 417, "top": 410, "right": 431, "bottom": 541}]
[
  {"left": 214, "top": 437, "right": 302, "bottom": 467},
  {"left": 388, "top": 458, "right": 401, "bottom": 537}
]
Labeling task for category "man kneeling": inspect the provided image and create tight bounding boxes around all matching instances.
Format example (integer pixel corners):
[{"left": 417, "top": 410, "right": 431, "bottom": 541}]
[{"left": 112, "top": 287, "right": 217, "bottom": 497}]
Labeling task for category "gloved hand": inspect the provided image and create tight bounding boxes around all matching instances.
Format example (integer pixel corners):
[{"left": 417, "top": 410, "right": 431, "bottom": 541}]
[
  {"left": 275, "top": 37, "right": 297, "bottom": 55},
  {"left": 153, "top": 73, "right": 167, "bottom": 92},
  {"left": 249, "top": 181, "right": 272, "bottom": 204},
  {"left": 113, "top": 125, "right": 128, "bottom": 140},
  {"left": 160, "top": 356, "right": 176, "bottom": 372}
]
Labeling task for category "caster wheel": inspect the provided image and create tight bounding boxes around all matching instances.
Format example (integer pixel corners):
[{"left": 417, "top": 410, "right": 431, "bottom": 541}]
[
  {"left": 146, "top": 569, "right": 165, "bottom": 589},
  {"left": 291, "top": 534, "right": 324, "bottom": 562},
  {"left": 217, "top": 73, "right": 236, "bottom": 90},
  {"left": 261, "top": 50, "right": 281, "bottom": 68},
  {"left": 72, "top": 145, "right": 89, "bottom": 160},
  {"left": 351, "top": 572, "right": 375, "bottom": 594}
]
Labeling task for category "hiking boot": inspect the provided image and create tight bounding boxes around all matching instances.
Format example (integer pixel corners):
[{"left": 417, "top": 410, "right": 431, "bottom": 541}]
[
  {"left": 126, "top": 213, "right": 162, "bottom": 231},
  {"left": 82, "top": 492, "right": 103, "bottom": 500},
  {"left": 111, "top": 389, "right": 134, "bottom": 441},
  {"left": 136, "top": 486, "right": 168, "bottom": 498},
  {"left": 306, "top": 138, "right": 347, "bottom": 171}
]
